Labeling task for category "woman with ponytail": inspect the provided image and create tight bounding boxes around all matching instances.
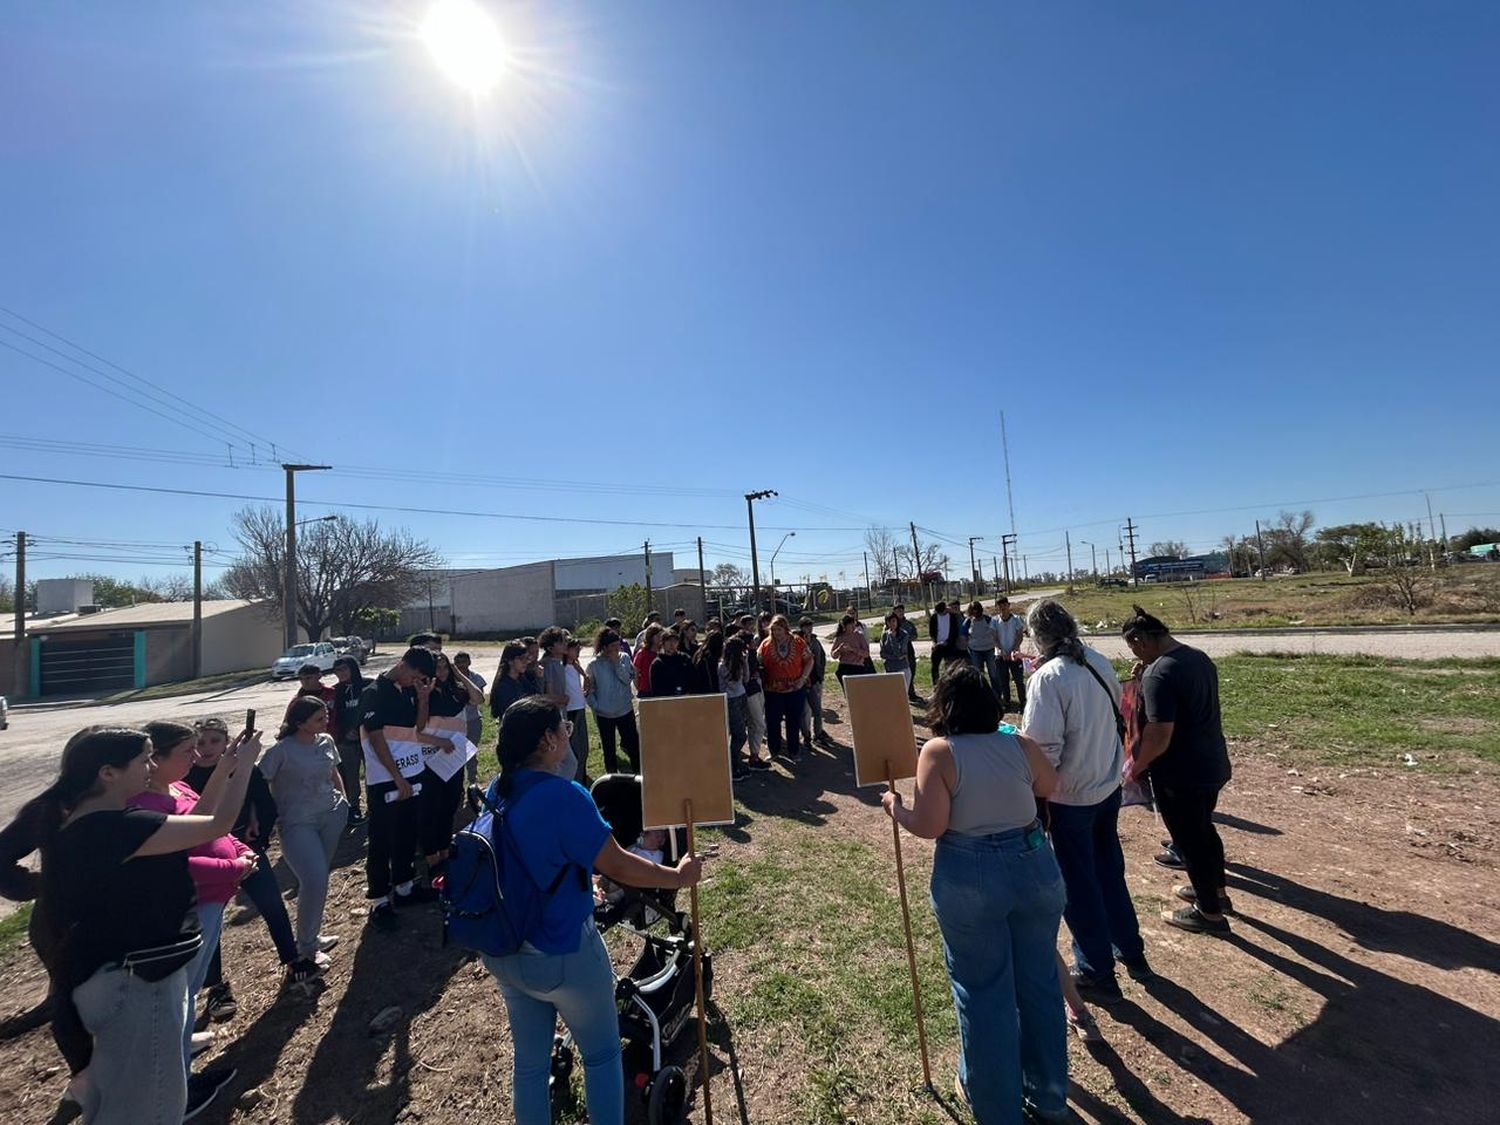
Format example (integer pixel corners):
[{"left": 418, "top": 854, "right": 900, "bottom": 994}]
[
  {"left": 486, "top": 697, "right": 704, "bottom": 1125},
  {"left": 37, "top": 722, "right": 264, "bottom": 1123},
  {"left": 130, "top": 721, "right": 259, "bottom": 1101},
  {"left": 259, "top": 697, "right": 350, "bottom": 992}
]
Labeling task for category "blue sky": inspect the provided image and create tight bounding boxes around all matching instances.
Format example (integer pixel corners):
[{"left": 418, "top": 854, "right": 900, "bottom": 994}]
[{"left": 3, "top": 1, "right": 1498, "bottom": 587}]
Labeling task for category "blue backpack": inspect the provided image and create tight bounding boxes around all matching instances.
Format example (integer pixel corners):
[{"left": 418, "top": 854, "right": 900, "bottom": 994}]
[{"left": 441, "top": 773, "right": 578, "bottom": 957}]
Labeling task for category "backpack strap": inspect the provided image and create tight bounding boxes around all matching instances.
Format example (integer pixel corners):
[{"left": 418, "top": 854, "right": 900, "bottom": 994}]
[{"left": 1076, "top": 657, "right": 1127, "bottom": 743}]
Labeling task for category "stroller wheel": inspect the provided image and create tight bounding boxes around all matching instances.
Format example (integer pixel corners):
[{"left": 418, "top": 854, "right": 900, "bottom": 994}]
[{"left": 646, "top": 1064, "right": 688, "bottom": 1124}]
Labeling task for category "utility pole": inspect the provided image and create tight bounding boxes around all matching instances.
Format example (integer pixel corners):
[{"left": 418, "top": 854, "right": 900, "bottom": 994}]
[
  {"left": 192, "top": 540, "right": 203, "bottom": 679},
  {"left": 1124, "top": 518, "right": 1140, "bottom": 583},
  {"left": 1065, "top": 530, "right": 1075, "bottom": 594},
  {"left": 745, "top": 489, "right": 776, "bottom": 613},
  {"left": 12, "top": 531, "right": 25, "bottom": 699},
  {"left": 1022, "top": 554, "right": 1028, "bottom": 584},
  {"left": 909, "top": 522, "right": 926, "bottom": 609},
  {"left": 1001, "top": 532, "right": 1017, "bottom": 594},
  {"left": 644, "top": 540, "right": 653, "bottom": 611},
  {"left": 863, "top": 550, "right": 871, "bottom": 603},
  {"left": 1105, "top": 547, "right": 1112, "bottom": 578},
  {"left": 968, "top": 537, "right": 981, "bottom": 593},
  {"left": 1440, "top": 512, "right": 1449, "bottom": 552},
  {"left": 1001, "top": 411, "right": 1018, "bottom": 573},
  {"left": 282, "top": 463, "right": 331, "bottom": 648},
  {"left": 1083, "top": 540, "right": 1098, "bottom": 584},
  {"left": 697, "top": 537, "right": 706, "bottom": 618},
  {"left": 1254, "top": 519, "right": 1267, "bottom": 581}
]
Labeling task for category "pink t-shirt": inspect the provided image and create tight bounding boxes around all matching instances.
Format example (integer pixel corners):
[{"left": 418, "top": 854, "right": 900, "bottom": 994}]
[{"left": 129, "top": 782, "right": 251, "bottom": 906}]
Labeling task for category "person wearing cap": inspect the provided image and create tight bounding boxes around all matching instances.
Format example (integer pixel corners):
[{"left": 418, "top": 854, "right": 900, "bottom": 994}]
[{"left": 359, "top": 646, "right": 449, "bottom": 929}]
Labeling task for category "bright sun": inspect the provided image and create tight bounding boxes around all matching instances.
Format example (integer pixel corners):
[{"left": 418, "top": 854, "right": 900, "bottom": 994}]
[{"left": 421, "top": 0, "right": 507, "bottom": 94}]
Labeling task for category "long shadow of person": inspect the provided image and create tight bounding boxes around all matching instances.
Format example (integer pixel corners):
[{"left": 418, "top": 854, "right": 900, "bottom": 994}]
[{"left": 1114, "top": 866, "right": 1500, "bottom": 1123}]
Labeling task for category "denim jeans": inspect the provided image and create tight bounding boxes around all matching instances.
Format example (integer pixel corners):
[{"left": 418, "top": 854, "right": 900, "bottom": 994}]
[
  {"left": 595, "top": 711, "right": 640, "bottom": 773},
  {"left": 73, "top": 963, "right": 190, "bottom": 1125},
  {"left": 765, "top": 688, "right": 806, "bottom": 756},
  {"left": 801, "top": 681, "right": 825, "bottom": 739},
  {"left": 1047, "top": 787, "right": 1145, "bottom": 979},
  {"left": 280, "top": 802, "right": 349, "bottom": 958},
  {"left": 205, "top": 848, "right": 298, "bottom": 988},
  {"left": 726, "top": 694, "right": 749, "bottom": 756},
  {"left": 931, "top": 825, "right": 1069, "bottom": 1123},
  {"left": 485, "top": 920, "right": 622, "bottom": 1125},
  {"left": 744, "top": 691, "right": 766, "bottom": 757},
  {"left": 969, "top": 648, "right": 1001, "bottom": 699},
  {"left": 182, "top": 901, "right": 225, "bottom": 1071}
]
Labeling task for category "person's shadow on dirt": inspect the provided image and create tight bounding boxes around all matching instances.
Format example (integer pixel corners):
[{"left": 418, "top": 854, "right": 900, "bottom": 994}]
[{"left": 1112, "top": 866, "right": 1500, "bottom": 1123}]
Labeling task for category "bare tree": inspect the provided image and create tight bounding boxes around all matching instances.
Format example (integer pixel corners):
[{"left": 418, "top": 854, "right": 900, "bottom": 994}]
[
  {"left": 1149, "top": 540, "right": 1189, "bottom": 559},
  {"left": 136, "top": 573, "right": 196, "bottom": 602},
  {"left": 1262, "top": 510, "right": 1316, "bottom": 573},
  {"left": 864, "top": 526, "right": 902, "bottom": 585},
  {"left": 221, "top": 507, "right": 442, "bottom": 641},
  {"left": 709, "top": 562, "right": 748, "bottom": 589},
  {"left": 899, "top": 537, "right": 951, "bottom": 582}
]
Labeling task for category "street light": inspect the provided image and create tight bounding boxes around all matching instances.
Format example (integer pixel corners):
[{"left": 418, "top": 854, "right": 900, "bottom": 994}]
[
  {"left": 297, "top": 515, "right": 338, "bottom": 528},
  {"left": 770, "top": 531, "right": 796, "bottom": 601},
  {"left": 745, "top": 489, "right": 777, "bottom": 612}
]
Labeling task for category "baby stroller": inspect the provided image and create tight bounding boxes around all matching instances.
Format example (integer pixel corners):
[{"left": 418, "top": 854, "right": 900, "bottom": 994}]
[{"left": 548, "top": 773, "right": 712, "bottom": 1124}]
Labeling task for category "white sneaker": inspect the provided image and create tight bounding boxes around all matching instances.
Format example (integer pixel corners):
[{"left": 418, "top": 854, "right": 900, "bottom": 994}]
[
  {"left": 313, "top": 951, "right": 333, "bottom": 971},
  {"left": 316, "top": 933, "right": 340, "bottom": 953},
  {"left": 190, "top": 1030, "right": 215, "bottom": 1057}
]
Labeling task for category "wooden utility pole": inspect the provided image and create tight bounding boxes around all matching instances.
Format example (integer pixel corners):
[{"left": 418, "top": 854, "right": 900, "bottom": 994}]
[
  {"left": 1001, "top": 532, "right": 1017, "bottom": 593},
  {"left": 909, "top": 522, "right": 925, "bottom": 608},
  {"left": 745, "top": 489, "right": 775, "bottom": 614},
  {"left": 1065, "top": 530, "right": 1075, "bottom": 594},
  {"left": 282, "top": 463, "right": 331, "bottom": 647},
  {"left": 12, "top": 531, "right": 25, "bottom": 698},
  {"left": 1124, "top": 518, "right": 1140, "bottom": 582},
  {"left": 192, "top": 540, "right": 203, "bottom": 678},
  {"left": 1254, "top": 519, "right": 1267, "bottom": 581},
  {"left": 644, "top": 540, "right": 653, "bottom": 610},
  {"left": 697, "top": 537, "right": 706, "bottom": 613},
  {"left": 863, "top": 550, "right": 872, "bottom": 603}
]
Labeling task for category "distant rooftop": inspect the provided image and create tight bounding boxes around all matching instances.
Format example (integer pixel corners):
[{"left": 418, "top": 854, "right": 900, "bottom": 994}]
[{"left": 27, "top": 599, "right": 271, "bottom": 632}]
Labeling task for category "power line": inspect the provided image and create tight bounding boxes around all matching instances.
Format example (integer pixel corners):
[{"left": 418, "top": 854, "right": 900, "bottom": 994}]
[
  {"left": 0, "top": 473, "right": 867, "bottom": 533},
  {"left": 0, "top": 305, "right": 299, "bottom": 459}
]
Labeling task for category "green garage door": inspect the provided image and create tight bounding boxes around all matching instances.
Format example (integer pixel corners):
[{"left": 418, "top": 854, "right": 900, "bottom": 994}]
[{"left": 38, "top": 632, "right": 137, "bottom": 696}]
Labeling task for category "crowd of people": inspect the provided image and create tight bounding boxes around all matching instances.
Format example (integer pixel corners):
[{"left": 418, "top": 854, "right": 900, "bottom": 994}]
[{"left": 0, "top": 591, "right": 1232, "bottom": 1125}]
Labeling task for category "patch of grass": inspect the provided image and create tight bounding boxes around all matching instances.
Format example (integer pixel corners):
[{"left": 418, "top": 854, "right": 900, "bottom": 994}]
[
  {"left": 1215, "top": 654, "right": 1500, "bottom": 769},
  {"left": 96, "top": 668, "right": 269, "bottom": 704},
  {"left": 0, "top": 903, "right": 32, "bottom": 958},
  {"left": 1057, "top": 568, "right": 1500, "bottom": 633}
]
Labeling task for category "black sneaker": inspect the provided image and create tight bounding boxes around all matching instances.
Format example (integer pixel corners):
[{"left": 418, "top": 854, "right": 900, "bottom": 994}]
[
  {"left": 731, "top": 763, "right": 750, "bottom": 781},
  {"left": 1153, "top": 847, "right": 1187, "bottom": 870},
  {"left": 203, "top": 982, "right": 237, "bottom": 1021},
  {"left": 346, "top": 809, "right": 366, "bottom": 827},
  {"left": 184, "top": 1063, "right": 238, "bottom": 1120},
  {"left": 368, "top": 901, "right": 399, "bottom": 930},
  {"left": 285, "top": 958, "right": 324, "bottom": 997},
  {"left": 1119, "top": 954, "right": 1156, "bottom": 982},
  {"left": 1070, "top": 970, "right": 1124, "bottom": 1005},
  {"left": 746, "top": 757, "right": 772, "bottom": 771},
  {"left": 1175, "top": 884, "right": 1235, "bottom": 916}
]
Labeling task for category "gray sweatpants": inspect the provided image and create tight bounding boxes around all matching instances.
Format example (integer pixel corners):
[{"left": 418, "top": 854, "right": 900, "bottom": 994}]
[
  {"left": 280, "top": 801, "right": 349, "bottom": 958},
  {"left": 745, "top": 691, "right": 767, "bottom": 758},
  {"left": 73, "top": 963, "right": 190, "bottom": 1124}
]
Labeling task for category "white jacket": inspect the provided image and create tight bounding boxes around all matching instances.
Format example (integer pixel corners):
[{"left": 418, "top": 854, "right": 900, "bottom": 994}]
[{"left": 1020, "top": 646, "right": 1123, "bottom": 807}]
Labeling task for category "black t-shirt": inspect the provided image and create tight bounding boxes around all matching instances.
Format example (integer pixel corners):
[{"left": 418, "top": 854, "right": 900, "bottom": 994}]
[
  {"left": 427, "top": 678, "right": 469, "bottom": 719},
  {"left": 40, "top": 808, "right": 201, "bottom": 991},
  {"left": 334, "top": 680, "right": 367, "bottom": 745},
  {"left": 1141, "top": 644, "right": 1232, "bottom": 788},
  {"left": 649, "top": 652, "right": 694, "bottom": 698},
  {"left": 361, "top": 674, "right": 418, "bottom": 734},
  {"left": 184, "top": 761, "right": 277, "bottom": 843}
]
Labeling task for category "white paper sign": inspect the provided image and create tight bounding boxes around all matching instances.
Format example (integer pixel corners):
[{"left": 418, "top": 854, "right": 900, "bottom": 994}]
[{"left": 421, "top": 727, "right": 478, "bottom": 783}]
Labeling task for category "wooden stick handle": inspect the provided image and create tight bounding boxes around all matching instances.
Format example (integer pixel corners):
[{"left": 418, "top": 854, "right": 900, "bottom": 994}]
[
  {"left": 685, "top": 798, "right": 714, "bottom": 1124},
  {"left": 887, "top": 761, "right": 932, "bottom": 1090}
]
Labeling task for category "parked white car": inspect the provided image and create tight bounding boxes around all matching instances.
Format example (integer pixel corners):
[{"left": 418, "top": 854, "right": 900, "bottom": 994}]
[
  {"left": 0, "top": 694, "right": 8, "bottom": 730},
  {"left": 271, "top": 641, "right": 338, "bottom": 680}
]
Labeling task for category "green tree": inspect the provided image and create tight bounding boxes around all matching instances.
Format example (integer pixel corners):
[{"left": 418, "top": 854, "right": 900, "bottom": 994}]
[
  {"left": 1314, "top": 523, "right": 1388, "bottom": 575},
  {"left": 607, "top": 583, "right": 649, "bottom": 631},
  {"left": 1452, "top": 527, "right": 1500, "bottom": 552}
]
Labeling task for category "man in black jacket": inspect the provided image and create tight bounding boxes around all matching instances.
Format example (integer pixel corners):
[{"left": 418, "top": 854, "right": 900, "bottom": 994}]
[{"left": 927, "top": 601, "right": 963, "bottom": 686}]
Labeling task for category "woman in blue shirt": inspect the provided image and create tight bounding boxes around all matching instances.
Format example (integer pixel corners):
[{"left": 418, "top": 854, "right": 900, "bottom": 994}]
[{"left": 489, "top": 698, "right": 703, "bottom": 1125}]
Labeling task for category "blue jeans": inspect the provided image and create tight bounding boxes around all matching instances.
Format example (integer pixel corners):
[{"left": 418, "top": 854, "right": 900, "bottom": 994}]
[
  {"left": 183, "top": 901, "right": 225, "bottom": 1071},
  {"left": 73, "top": 964, "right": 190, "bottom": 1124},
  {"left": 485, "top": 920, "right": 622, "bottom": 1125},
  {"left": 1047, "top": 787, "right": 1144, "bottom": 979},
  {"left": 969, "top": 648, "right": 1001, "bottom": 698},
  {"left": 931, "top": 825, "right": 1069, "bottom": 1123}
]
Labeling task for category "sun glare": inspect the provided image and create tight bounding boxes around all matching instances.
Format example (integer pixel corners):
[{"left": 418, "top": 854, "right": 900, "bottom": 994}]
[{"left": 421, "top": 0, "right": 507, "bottom": 94}]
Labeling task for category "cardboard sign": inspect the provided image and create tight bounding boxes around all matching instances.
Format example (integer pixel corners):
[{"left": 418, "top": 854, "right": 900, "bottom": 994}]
[
  {"left": 846, "top": 672, "right": 920, "bottom": 788},
  {"left": 638, "top": 694, "right": 735, "bottom": 830}
]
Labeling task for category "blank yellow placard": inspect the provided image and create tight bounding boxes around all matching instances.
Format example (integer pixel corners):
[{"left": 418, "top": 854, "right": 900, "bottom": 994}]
[
  {"left": 847, "top": 673, "right": 920, "bottom": 788},
  {"left": 639, "top": 694, "right": 735, "bottom": 829}
]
